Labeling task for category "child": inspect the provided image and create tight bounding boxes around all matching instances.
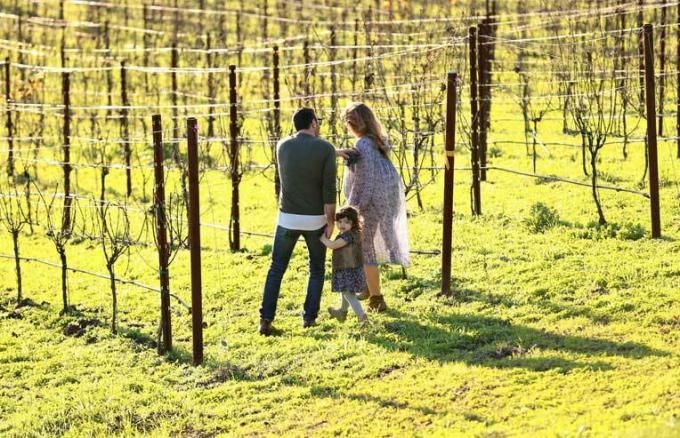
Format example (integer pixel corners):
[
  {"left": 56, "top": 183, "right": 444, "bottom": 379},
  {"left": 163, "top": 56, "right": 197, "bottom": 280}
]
[{"left": 320, "top": 206, "right": 368, "bottom": 325}]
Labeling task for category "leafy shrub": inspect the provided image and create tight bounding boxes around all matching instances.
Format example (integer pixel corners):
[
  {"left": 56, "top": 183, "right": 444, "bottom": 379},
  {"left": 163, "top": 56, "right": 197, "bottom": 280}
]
[
  {"left": 524, "top": 202, "right": 561, "bottom": 233},
  {"left": 618, "top": 222, "right": 646, "bottom": 241},
  {"left": 260, "top": 244, "right": 272, "bottom": 256},
  {"left": 488, "top": 146, "right": 503, "bottom": 158}
]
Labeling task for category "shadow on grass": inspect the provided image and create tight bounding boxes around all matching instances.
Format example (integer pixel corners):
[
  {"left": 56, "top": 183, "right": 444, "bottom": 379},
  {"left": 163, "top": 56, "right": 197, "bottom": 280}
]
[
  {"left": 308, "top": 385, "right": 439, "bottom": 416},
  {"left": 365, "top": 308, "right": 669, "bottom": 372},
  {"left": 408, "top": 274, "right": 629, "bottom": 326},
  {"left": 119, "top": 326, "right": 158, "bottom": 349}
]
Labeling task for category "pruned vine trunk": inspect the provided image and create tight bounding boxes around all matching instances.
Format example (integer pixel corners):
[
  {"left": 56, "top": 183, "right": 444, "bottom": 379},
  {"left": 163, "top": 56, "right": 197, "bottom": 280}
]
[
  {"left": 59, "top": 248, "right": 68, "bottom": 313},
  {"left": 12, "top": 230, "right": 21, "bottom": 303},
  {"left": 108, "top": 264, "right": 117, "bottom": 334},
  {"left": 590, "top": 150, "right": 606, "bottom": 225}
]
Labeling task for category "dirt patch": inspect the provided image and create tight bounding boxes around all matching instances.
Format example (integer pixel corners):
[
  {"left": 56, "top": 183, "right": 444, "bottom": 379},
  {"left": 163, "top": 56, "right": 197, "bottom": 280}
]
[
  {"left": 487, "top": 344, "right": 534, "bottom": 359},
  {"left": 62, "top": 318, "right": 101, "bottom": 338}
]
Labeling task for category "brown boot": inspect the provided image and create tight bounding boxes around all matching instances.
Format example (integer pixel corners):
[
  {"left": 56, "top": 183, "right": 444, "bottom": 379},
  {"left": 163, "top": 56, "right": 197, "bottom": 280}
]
[
  {"left": 259, "top": 319, "right": 273, "bottom": 336},
  {"left": 368, "top": 295, "right": 387, "bottom": 313}
]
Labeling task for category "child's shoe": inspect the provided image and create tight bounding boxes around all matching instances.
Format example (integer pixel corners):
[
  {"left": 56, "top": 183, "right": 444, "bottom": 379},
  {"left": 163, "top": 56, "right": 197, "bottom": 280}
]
[
  {"left": 327, "top": 307, "right": 348, "bottom": 322},
  {"left": 358, "top": 314, "right": 369, "bottom": 327}
]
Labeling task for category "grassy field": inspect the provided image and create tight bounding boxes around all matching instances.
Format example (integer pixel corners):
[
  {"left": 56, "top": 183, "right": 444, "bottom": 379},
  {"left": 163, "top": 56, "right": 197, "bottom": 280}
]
[
  {"left": 1, "top": 0, "right": 680, "bottom": 436},
  {"left": 1, "top": 125, "right": 679, "bottom": 436}
]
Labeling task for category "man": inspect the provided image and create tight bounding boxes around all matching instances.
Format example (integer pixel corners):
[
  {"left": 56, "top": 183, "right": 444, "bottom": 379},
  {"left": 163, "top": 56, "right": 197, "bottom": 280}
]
[{"left": 259, "top": 108, "right": 337, "bottom": 335}]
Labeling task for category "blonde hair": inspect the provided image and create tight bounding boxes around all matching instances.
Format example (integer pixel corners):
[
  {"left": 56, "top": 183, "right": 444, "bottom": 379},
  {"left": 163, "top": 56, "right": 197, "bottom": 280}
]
[{"left": 342, "top": 102, "right": 390, "bottom": 159}]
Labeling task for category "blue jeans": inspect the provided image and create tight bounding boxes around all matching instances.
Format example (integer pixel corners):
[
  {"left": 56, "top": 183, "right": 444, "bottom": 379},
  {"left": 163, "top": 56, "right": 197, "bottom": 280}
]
[{"left": 260, "top": 226, "right": 327, "bottom": 322}]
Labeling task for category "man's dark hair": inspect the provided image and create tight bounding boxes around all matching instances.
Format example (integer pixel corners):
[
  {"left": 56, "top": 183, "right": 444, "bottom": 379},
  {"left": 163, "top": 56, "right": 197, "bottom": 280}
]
[{"left": 292, "top": 107, "right": 317, "bottom": 131}]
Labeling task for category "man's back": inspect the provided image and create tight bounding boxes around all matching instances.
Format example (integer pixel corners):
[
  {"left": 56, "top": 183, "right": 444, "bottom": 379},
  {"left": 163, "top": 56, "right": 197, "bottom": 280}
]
[{"left": 278, "top": 132, "right": 337, "bottom": 216}]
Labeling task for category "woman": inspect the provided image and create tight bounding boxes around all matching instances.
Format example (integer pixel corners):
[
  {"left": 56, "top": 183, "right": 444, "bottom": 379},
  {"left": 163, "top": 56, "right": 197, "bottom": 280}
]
[{"left": 340, "top": 102, "right": 410, "bottom": 312}]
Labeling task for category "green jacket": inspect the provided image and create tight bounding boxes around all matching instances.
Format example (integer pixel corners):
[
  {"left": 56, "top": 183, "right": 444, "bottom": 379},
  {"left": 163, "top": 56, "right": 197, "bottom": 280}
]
[{"left": 277, "top": 132, "right": 337, "bottom": 215}]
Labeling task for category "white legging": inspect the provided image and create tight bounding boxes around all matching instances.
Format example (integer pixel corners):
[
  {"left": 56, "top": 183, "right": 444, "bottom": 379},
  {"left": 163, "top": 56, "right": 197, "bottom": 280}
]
[{"left": 339, "top": 291, "right": 366, "bottom": 318}]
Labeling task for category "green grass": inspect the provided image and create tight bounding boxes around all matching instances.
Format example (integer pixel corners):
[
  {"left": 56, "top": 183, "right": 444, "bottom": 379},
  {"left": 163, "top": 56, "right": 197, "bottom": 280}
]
[
  {"left": 1, "top": 134, "right": 679, "bottom": 436},
  {"left": 1, "top": 1, "right": 680, "bottom": 435}
]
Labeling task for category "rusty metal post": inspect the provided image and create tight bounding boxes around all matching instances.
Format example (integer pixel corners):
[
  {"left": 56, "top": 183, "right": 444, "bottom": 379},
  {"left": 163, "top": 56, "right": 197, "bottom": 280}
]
[
  {"left": 4, "top": 58, "right": 13, "bottom": 177},
  {"left": 273, "top": 46, "right": 281, "bottom": 197},
  {"left": 643, "top": 24, "right": 661, "bottom": 238},
  {"left": 186, "top": 117, "right": 203, "bottom": 366},
  {"left": 62, "top": 71, "right": 72, "bottom": 231},
  {"left": 152, "top": 114, "right": 172, "bottom": 354},
  {"left": 442, "top": 72, "right": 457, "bottom": 296},
  {"left": 121, "top": 61, "right": 132, "bottom": 197},
  {"left": 468, "top": 26, "right": 482, "bottom": 215},
  {"left": 229, "top": 65, "right": 241, "bottom": 251}
]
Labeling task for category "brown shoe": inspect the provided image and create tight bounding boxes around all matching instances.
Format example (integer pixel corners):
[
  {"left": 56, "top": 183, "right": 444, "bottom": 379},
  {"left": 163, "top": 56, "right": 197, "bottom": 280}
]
[
  {"left": 259, "top": 319, "right": 273, "bottom": 336},
  {"left": 368, "top": 295, "right": 387, "bottom": 313},
  {"left": 356, "top": 291, "right": 370, "bottom": 301},
  {"left": 303, "top": 319, "right": 317, "bottom": 329}
]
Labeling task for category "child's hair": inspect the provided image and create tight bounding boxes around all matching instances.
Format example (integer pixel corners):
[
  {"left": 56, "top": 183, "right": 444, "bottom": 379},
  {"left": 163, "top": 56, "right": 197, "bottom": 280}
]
[{"left": 335, "top": 206, "right": 362, "bottom": 232}]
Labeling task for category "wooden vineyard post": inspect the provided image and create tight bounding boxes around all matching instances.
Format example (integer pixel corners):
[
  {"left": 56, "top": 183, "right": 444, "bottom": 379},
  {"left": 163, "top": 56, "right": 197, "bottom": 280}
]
[
  {"left": 273, "top": 46, "right": 281, "bottom": 197},
  {"left": 229, "top": 65, "right": 241, "bottom": 252},
  {"left": 186, "top": 117, "right": 203, "bottom": 366},
  {"left": 152, "top": 115, "right": 172, "bottom": 354},
  {"left": 206, "top": 33, "right": 215, "bottom": 140},
  {"left": 352, "top": 18, "right": 359, "bottom": 95},
  {"left": 659, "top": 0, "right": 667, "bottom": 137},
  {"left": 4, "top": 57, "right": 13, "bottom": 177},
  {"left": 637, "top": 0, "right": 645, "bottom": 106},
  {"left": 643, "top": 24, "right": 661, "bottom": 238},
  {"left": 262, "top": 0, "right": 268, "bottom": 40},
  {"left": 478, "top": 22, "right": 489, "bottom": 182},
  {"left": 143, "top": 3, "right": 150, "bottom": 93},
  {"left": 121, "top": 61, "right": 132, "bottom": 197},
  {"left": 677, "top": 2, "right": 680, "bottom": 158},
  {"left": 171, "top": 44, "right": 179, "bottom": 144},
  {"left": 104, "top": 21, "right": 113, "bottom": 117},
  {"left": 364, "top": 6, "right": 373, "bottom": 99},
  {"left": 468, "top": 26, "right": 482, "bottom": 216},
  {"left": 62, "top": 71, "right": 72, "bottom": 231},
  {"left": 441, "top": 72, "right": 457, "bottom": 297},
  {"left": 330, "top": 27, "right": 338, "bottom": 141},
  {"left": 303, "top": 39, "right": 310, "bottom": 100}
]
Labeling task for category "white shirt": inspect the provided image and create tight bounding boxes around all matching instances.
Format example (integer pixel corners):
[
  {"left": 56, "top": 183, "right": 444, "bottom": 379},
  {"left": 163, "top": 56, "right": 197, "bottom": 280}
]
[{"left": 277, "top": 211, "right": 327, "bottom": 231}]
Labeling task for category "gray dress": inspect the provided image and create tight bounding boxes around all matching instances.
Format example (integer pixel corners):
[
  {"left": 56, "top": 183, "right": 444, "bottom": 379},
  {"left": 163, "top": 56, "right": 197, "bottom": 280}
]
[{"left": 343, "top": 137, "right": 410, "bottom": 267}]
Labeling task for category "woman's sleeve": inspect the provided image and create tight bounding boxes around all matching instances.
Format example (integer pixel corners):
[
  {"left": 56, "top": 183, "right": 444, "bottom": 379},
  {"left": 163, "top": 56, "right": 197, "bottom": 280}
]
[{"left": 345, "top": 139, "right": 376, "bottom": 210}]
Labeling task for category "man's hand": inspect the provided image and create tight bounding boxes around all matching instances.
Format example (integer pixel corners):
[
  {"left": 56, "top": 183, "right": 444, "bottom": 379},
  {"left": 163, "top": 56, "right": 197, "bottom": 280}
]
[
  {"left": 324, "top": 222, "right": 334, "bottom": 238},
  {"left": 324, "top": 203, "right": 336, "bottom": 238}
]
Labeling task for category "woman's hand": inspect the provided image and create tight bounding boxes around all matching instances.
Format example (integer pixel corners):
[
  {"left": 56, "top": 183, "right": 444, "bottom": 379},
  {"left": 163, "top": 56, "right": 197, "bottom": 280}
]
[
  {"left": 335, "top": 149, "right": 351, "bottom": 159},
  {"left": 335, "top": 148, "right": 360, "bottom": 159}
]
